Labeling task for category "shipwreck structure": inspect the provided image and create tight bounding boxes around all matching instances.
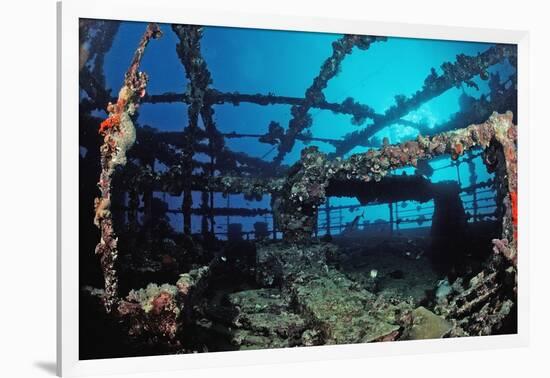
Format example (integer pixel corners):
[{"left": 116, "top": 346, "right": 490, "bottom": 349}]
[{"left": 79, "top": 20, "right": 518, "bottom": 357}]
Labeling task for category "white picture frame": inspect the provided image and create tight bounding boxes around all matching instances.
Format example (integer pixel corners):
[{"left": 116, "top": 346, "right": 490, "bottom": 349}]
[{"left": 58, "top": 0, "right": 530, "bottom": 376}]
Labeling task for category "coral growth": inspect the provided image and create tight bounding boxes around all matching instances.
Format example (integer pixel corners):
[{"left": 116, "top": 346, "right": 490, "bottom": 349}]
[
  {"left": 273, "top": 34, "right": 386, "bottom": 165},
  {"left": 98, "top": 113, "right": 121, "bottom": 135},
  {"left": 492, "top": 238, "right": 517, "bottom": 267},
  {"left": 118, "top": 112, "right": 517, "bottom": 245},
  {"left": 335, "top": 45, "right": 517, "bottom": 156},
  {"left": 119, "top": 283, "right": 180, "bottom": 339},
  {"left": 93, "top": 23, "right": 162, "bottom": 312},
  {"left": 117, "top": 265, "right": 211, "bottom": 344},
  {"left": 436, "top": 269, "right": 515, "bottom": 336},
  {"left": 274, "top": 112, "right": 517, "bottom": 242},
  {"left": 79, "top": 19, "right": 519, "bottom": 357},
  {"left": 452, "top": 142, "right": 464, "bottom": 160},
  {"left": 510, "top": 190, "right": 519, "bottom": 241}
]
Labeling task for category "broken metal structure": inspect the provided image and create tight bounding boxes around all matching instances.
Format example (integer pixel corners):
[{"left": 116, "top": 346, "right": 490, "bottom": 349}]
[{"left": 79, "top": 20, "right": 518, "bottom": 353}]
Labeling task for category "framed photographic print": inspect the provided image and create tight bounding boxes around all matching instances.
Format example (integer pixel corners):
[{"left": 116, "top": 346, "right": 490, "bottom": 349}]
[{"left": 58, "top": 0, "right": 529, "bottom": 376}]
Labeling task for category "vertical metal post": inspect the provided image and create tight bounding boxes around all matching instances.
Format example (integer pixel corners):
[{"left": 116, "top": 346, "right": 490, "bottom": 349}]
[
  {"left": 339, "top": 208, "right": 343, "bottom": 234},
  {"left": 473, "top": 189, "right": 478, "bottom": 222},
  {"left": 209, "top": 153, "right": 215, "bottom": 234},
  {"left": 456, "top": 161, "right": 462, "bottom": 187},
  {"left": 314, "top": 213, "right": 318, "bottom": 238},
  {"left": 200, "top": 191, "right": 209, "bottom": 235},
  {"left": 210, "top": 191, "right": 215, "bottom": 233},
  {"left": 182, "top": 190, "right": 192, "bottom": 235},
  {"left": 326, "top": 197, "right": 331, "bottom": 235},
  {"left": 143, "top": 158, "right": 154, "bottom": 245},
  {"left": 226, "top": 195, "right": 230, "bottom": 238},
  {"left": 389, "top": 201, "right": 394, "bottom": 237},
  {"left": 272, "top": 214, "right": 277, "bottom": 240},
  {"left": 395, "top": 201, "right": 400, "bottom": 232}
]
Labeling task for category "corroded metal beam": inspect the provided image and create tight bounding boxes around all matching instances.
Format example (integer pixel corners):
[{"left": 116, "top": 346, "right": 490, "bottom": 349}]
[
  {"left": 93, "top": 23, "right": 162, "bottom": 312},
  {"left": 141, "top": 90, "right": 378, "bottom": 125},
  {"left": 172, "top": 24, "right": 227, "bottom": 234},
  {"left": 276, "top": 112, "right": 516, "bottom": 243},
  {"left": 149, "top": 129, "right": 284, "bottom": 177},
  {"left": 125, "top": 113, "right": 515, "bottom": 242},
  {"left": 79, "top": 19, "right": 120, "bottom": 110},
  {"left": 273, "top": 35, "right": 386, "bottom": 165},
  {"left": 333, "top": 45, "right": 517, "bottom": 156}
]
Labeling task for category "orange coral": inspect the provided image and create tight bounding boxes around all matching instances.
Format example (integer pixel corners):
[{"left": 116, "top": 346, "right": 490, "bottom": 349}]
[
  {"left": 450, "top": 142, "right": 463, "bottom": 160},
  {"left": 454, "top": 142, "right": 464, "bottom": 155},
  {"left": 151, "top": 292, "right": 173, "bottom": 315},
  {"left": 99, "top": 113, "right": 121, "bottom": 135},
  {"left": 510, "top": 191, "right": 518, "bottom": 241},
  {"left": 99, "top": 90, "right": 128, "bottom": 135}
]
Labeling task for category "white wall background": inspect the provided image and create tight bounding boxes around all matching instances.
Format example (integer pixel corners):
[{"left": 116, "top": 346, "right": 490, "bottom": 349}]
[{"left": 1, "top": 0, "right": 548, "bottom": 377}]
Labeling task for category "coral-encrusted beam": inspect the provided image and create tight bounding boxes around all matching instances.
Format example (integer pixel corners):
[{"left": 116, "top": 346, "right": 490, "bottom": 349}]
[
  {"left": 94, "top": 23, "right": 162, "bottom": 312},
  {"left": 277, "top": 112, "right": 517, "bottom": 243},
  {"left": 79, "top": 19, "right": 120, "bottom": 109},
  {"left": 272, "top": 34, "right": 386, "bottom": 165},
  {"left": 172, "top": 25, "right": 209, "bottom": 235},
  {"left": 334, "top": 44, "right": 516, "bottom": 156},
  {"left": 140, "top": 90, "right": 378, "bottom": 124}
]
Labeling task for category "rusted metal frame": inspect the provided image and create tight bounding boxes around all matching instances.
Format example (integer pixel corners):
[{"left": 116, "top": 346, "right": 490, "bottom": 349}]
[
  {"left": 146, "top": 155, "right": 494, "bottom": 214},
  {"left": 222, "top": 131, "right": 346, "bottom": 147},
  {"left": 172, "top": 25, "right": 229, "bottom": 234},
  {"left": 199, "top": 106, "right": 223, "bottom": 234},
  {"left": 277, "top": 112, "right": 516, "bottom": 244},
  {"left": 114, "top": 204, "right": 272, "bottom": 216},
  {"left": 173, "top": 24, "right": 208, "bottom": 234},
  {"left": 175, "top": 207, "right": 272, "bottom": 216},
  {"left": 152, "top": 130, "right": 283, "bottom": 177},
  {"left": 152, "top": 113, "right": 515, "bottom": 240},
  {"left": 272, "top": 34, "right": 387, "bottom": 165},
  {"left": 334, "top": 44, "right": 517, "bottom": 156},
  {"left": 142, "top": 90, "right": 378, "bottom": 123},
  {"left": 93, "top": 23, "right": 162, "bottom": 312},
  {"left": 439, "top": 114, "right": 517, "bottom": 335},
  {"left": 79, "top": 19, "right": 121, "bottom": 111}
]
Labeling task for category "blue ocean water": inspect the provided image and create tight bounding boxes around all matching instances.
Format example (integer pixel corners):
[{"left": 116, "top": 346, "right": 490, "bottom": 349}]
[{"left": 98, "top": 21, "right": 516, "bottom": 237}]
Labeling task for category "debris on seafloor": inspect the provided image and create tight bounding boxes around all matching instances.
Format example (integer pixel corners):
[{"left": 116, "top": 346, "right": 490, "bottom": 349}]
[
  {"left": 78, "top": 20, "right": 518, "bottom": 359},
  {"left": 404, "top": 306, "right": 453, "bottom": 340}
]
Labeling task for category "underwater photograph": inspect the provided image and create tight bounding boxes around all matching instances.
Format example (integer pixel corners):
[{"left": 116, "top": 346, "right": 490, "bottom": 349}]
[{"left": 79, "top": 19, "right": 518, "bottom": 359}]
